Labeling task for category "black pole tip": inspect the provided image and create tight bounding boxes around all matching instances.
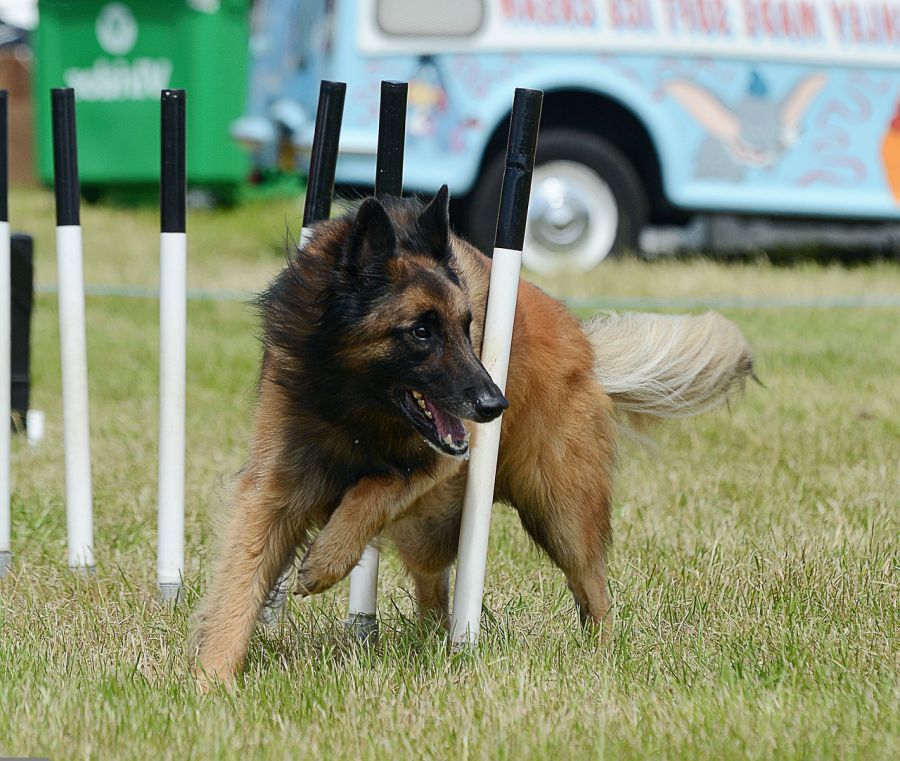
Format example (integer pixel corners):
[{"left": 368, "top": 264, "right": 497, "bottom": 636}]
[
  {"left": 161, "top": 88, "right": 187, "bottom": 233},
  {"left": 514, "top": 87, "right": 544, "bottom": 108},
  {"left": 319, "top": 80, "right": 346, "bottom": 97},
  {"left": 494, "top": 88, "right": 544, "bottom": 252},
  {"left": 380, "top": 80, "right": 408, "bottom": 98},
  {"left": 51, "top": 88, "right": 80, "bottom": 227},
  {"left": 375, "top": 80, "right": 408, "bottom": 200},
  {"left": 303, "top": 80, "right": 347, "bottom": 228},
  {"left": 506, "top": 88, "right": 543, "bottom": 171}
]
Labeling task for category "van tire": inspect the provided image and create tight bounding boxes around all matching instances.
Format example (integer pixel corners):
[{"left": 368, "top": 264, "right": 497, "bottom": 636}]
[{"left": 459, "top": 129, "right": 648, "bottom": 271}]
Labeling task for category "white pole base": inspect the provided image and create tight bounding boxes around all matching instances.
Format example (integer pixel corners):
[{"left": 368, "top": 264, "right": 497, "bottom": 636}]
[
  {"left": 56, "top": 225, "right": 95, "bottom": 571},
  {"left": 259, "top": 564, "right": 293, "bottom": 626},
  {"left": 157, "top": 231, "right": 187, "bottom": 600},
  {"left": 26, "top": 409, "right": 45, "bottom": 447},
  {"left": 0, "top": 550, "right": 10, "bottom": 578},
  {"left": 345, "top": 612, "right": 378, "bottom": 644},
  {"left": 159, "top": 581, "right": 182, "bottom": 602},
  {"left": 449, "top": 246, "right": 523, "bottom": 649},
  {"left": 449, "top": 418, "right": 502, "bottom": 651},
  {"left": 345, "top": 542, "right": 380, "bottom": 644}
]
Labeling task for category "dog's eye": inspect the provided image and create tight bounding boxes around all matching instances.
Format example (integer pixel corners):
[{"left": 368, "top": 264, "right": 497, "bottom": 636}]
[{"left": 411, "top": 325, "right": 431, "bottom": 340}]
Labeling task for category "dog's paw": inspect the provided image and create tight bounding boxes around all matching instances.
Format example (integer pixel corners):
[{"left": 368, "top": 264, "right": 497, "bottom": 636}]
[
  {"left": 192, "top": 658, "right": 236, "bottom": 694},
  {"left": 295, "top": 535, "right": 365, "bottom": 597},
  {"left": 194, "top": 669, "right": 215, "bottom": 695},
  {"left": 294, "top": 560, "right": 337, "bottom": 597}
]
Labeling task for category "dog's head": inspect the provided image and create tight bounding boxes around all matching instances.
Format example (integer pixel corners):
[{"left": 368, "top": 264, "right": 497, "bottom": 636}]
[{"left": 328, "top": 186, "right": 507, "bottom": 458}]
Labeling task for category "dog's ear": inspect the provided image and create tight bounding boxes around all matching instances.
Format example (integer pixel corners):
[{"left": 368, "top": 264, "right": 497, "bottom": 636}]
[
  {"left": 342, "top": 197, "right": 397, "bottom": 280},
  {"left": 415, "top": 185, "right": 451, "bottom": 262}
]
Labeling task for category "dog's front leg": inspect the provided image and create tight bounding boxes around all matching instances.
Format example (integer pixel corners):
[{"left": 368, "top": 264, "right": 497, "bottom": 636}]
[
  {"left": 189, "top": 468, "right": 301, "bottom": 690},
  {"left": 295, "top": 472, "right": 432, "bottom": 596}
]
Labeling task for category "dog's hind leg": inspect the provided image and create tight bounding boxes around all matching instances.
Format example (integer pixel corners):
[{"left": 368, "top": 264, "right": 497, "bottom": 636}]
[
  {"left": 498, "top": 390, "right": 616, "bottom": 635},
  {"left": 566, "top": 555, "right": 611, "bottom": 632},
  {"left": 521, "top": 499, "right": 612, "bottom": 632},
  {"left": 513, "top": 487, "right": 613, "bottom": 633},
  {"left": 189, "top": 468, "right": 301, "bottom": 689},
  {"left": 404, "top": 561, "right": 452, "bottom": 627}
]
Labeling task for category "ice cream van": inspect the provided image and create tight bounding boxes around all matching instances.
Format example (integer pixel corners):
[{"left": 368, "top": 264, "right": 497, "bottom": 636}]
[{"left": 234, "top": 0, "right": 900, "bottom": 271}]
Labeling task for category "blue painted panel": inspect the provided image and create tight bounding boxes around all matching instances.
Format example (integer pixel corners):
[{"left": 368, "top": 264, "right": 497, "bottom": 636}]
[{"left": 251, "top": 0, "right": 900, "bottom": 219}]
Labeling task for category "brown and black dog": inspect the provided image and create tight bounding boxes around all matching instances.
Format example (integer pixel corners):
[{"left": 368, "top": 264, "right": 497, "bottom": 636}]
[{"left": 190, "top": 187, "right": 753, "bottom": 687}]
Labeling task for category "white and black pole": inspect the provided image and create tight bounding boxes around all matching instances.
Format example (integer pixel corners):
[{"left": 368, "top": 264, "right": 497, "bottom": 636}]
[
  {"left": 52, "top": 88, "right": 94, "bottom": 572},
  {"left": 450, "top": 88, "right": 543, "bottom": 649},
  {"left": 157, "top": 89, "right": 187, "bottom": 602},
  {"left": 345, "top": 80, "right": 408, "bottom": 643},
  {"left": 260, "top": 80, "right": 346, "bottom": 625},
  {"left": 0, "top": 90, "right": 10, "bottom": 578}
]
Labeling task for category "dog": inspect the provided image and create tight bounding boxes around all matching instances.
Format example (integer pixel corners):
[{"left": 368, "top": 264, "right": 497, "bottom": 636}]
[{"left": 189, "top": 186, "right": 753, "bottom": 687}]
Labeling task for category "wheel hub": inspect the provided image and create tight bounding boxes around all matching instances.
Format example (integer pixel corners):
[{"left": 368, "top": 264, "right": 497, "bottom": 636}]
[
  {"left": 529, "top": 177, "right": 591, "bottom": 251},
  {"left": 523, "top": 160, "right": 620, "bottom": 274}
]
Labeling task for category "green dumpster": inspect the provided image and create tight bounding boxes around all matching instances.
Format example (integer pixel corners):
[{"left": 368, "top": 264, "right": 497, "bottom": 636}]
[{"left": 34, "top": 0, "right": 250, "bottom": 202}]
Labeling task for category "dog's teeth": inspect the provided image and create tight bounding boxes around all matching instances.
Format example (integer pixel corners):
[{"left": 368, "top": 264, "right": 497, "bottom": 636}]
[
  {"left": 425, "top": 410, "right": 432, "bottom": 419},
  {"left": 412, "top": 390, "right": 422, "bottom": 400},
  {"left": 417, "top": 398, "right": 427, "bottom": 410},
  {"left": 444, "top": 434, "right": 452, "bottom": 445}
]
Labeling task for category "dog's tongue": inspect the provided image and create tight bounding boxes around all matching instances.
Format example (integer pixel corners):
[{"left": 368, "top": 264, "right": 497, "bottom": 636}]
[{"left": 424, "top": 397, "right": 466, "bottom": 443}]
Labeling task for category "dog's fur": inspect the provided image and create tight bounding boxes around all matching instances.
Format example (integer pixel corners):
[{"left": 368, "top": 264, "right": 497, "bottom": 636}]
[{"left": 190, "top": 188, "right": 753, "bottom": 687}]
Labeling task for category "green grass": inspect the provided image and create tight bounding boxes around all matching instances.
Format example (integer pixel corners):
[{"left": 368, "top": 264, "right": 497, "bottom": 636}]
[{"left": 1, "top": 188, "right": 898, "bottom": 759}]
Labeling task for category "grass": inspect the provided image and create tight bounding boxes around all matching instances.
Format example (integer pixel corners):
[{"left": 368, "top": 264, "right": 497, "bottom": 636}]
[{"left": 1, "top": 187, "right": 898, "bottom": 759}]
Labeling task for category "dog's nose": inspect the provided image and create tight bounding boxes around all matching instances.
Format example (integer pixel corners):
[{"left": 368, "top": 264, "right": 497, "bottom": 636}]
[{"left": 474, "top": 393, "right": 508, "bottom": 422}]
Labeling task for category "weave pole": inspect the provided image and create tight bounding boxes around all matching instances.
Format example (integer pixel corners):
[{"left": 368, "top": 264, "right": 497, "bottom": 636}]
[
  {"left": 157, "top": 89, "right": 187, "bottom": 601},
  {"left": 345, "top": 80, "right": 408, "bottom": 643},
  {"left": 300, "top": 81, "right": 346, "bottom": 245},
  {"left": 450, "top": 88, "right": 543, "bottom": 648},
  {"left": 260, "top": 80, "right": 346, "bottom": 625},
  {"left": 52, "top": 88, "right": 94, "bottom": 572},
  {"left": 0, "top": 90, "right": 10, "bottom": 577}
]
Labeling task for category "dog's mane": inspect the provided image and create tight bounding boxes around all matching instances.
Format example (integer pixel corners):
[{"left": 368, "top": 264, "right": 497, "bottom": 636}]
[
  {"left": 258, "top": 196, "right": 457, "bottom": 367},
  {"left": 252, "top": 197, "right": 457, "bottom": 476}
]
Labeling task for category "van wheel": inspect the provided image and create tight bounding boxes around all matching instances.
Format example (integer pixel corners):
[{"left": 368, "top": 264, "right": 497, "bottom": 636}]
[{"left": 461, "top": 129, "right": 648, "bottom": 273}]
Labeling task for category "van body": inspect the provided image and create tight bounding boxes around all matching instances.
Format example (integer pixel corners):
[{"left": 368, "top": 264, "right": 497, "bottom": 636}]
[{"left": 236, "top": 0, "right": 900, "bottom": 270}]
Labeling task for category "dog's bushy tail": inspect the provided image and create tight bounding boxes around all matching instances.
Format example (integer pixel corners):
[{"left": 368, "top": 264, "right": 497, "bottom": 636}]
[{"left": 582, "top": 311, "right": 754, "bottom": 426}]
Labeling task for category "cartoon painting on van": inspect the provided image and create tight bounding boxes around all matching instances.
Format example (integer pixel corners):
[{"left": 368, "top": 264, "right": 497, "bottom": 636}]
[{"left": 666, "top": 72, "right": 828, "bottom": 182}]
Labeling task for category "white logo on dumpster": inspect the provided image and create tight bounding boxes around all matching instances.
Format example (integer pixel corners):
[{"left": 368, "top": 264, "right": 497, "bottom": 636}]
[
  {"left": 64, "top": 58, "right": 173, "bottom": 101},
  {"left": 64, "top": 1, "right": 172, "bottom": 101},
  {"left": 96, "top": 3, "right": 138, "bottom": 56}
]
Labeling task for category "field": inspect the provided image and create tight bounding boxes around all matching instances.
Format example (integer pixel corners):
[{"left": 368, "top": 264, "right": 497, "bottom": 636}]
[{"left": 0, "top": 188, "right": 898, "bottom": 759}]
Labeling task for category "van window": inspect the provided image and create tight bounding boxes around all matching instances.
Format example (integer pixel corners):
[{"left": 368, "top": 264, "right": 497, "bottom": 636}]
[{"left": 377, "top": 0, "right": 483, "bottom": 37}]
